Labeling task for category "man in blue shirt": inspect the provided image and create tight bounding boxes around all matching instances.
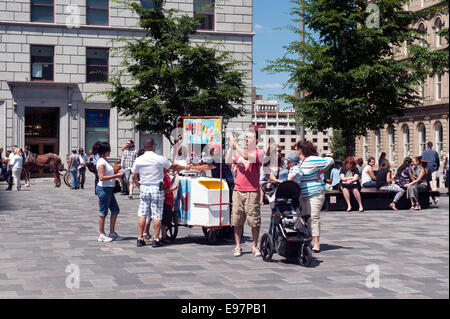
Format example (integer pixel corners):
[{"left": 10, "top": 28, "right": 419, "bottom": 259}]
[{"left": 422, "top": 141, "right": 440, "bottom": 190}]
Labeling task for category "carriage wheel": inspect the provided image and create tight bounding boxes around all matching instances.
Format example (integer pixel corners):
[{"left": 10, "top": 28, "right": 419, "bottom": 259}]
[
  {"left": 260, "top": 233, "right": 274, "bottom": 262},
  {"left": 165, "top": 213, "right": 178, "bottom": 242},
  {"left": 298, "top": 244, "right": 313, "bottom": 267},
  {"left": 63, "top": 171, "right": 71, "bottom": 187},
  {"left": 202, "top": 227, "right": 208, "bottom": 237}
]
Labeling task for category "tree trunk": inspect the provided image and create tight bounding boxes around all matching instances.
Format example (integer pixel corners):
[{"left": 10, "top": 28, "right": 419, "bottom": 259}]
[{"left": 344, "top": 130, "right": 355, "bottom": 158}]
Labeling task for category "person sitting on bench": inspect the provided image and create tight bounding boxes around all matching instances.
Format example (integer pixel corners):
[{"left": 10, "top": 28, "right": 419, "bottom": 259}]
[
  {"left": 404, "top": 156, "right": 428, "bottom": 211},
  {"left": 395, "top": 157, "right": 414, "bottom": 189},
  {"left": 325, "top": 160, "right": 342, "bottom": 190},
  {"left": 340, "top": 157, "right": 364, "bottom": 212},
  {"left": 361, "top": 157, "right": 377, "bottom": 188},
  {"left": 376, "top": 160, "right": 405, "bottom": 211}
]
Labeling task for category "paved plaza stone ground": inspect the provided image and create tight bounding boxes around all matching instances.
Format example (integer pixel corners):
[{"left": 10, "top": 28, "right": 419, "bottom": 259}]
[{"left": 0, "top": 176, "right": 448, "bottom": 299}]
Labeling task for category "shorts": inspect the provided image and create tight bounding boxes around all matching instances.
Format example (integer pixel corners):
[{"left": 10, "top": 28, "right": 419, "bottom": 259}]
[
  {"left": 231, "top": 190, "right": 261, "bottom": 228},
  {"left": 162, "top": 204, "right": 173, "bottom": 227},
  {"left": 138, "top": 184, "right": 164, "bottom": 220},
  {"left": 96, "top": 186, "right": 120, "bottom": 217}
]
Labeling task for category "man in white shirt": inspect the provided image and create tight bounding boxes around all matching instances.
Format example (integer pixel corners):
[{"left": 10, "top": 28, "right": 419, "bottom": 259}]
[
  {"left": 132, "top": 138, "right": 190, "bottom": 248},
  {"left": 5, "top": 145, "right": 17, "bottom": 191}
]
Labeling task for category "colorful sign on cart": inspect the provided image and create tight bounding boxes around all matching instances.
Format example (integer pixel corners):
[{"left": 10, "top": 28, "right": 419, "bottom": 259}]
[{"left": 183, "top": 118, "right": 221, "bottom": 145}]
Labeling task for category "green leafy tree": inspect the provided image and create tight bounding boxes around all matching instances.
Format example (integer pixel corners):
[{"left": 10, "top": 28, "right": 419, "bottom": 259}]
[
  {"left": 103, "top": 1, "right": 246, "bottom": 142},
  {"left": 329, "top": 129, "right": 347, "bottom": 161},
  {"left": 265, "top": 0, "right": 449, "bottom": 156}
]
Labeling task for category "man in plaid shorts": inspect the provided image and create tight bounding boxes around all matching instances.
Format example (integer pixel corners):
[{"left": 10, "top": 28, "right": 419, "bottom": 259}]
[{"left": 132, "top": 138, "right": 190, "bottom": 248}]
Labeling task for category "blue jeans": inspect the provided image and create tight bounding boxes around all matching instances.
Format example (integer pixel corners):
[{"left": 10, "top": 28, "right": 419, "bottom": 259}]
[
  {"left": 79, "top": 167, "right": 86, "bottom": 188},
  {"left": 362, "top": 180, "right": 376, "bottom": 188},
  {"left": 96, "top": 186, "right": 120, "bottom": 217},
  {"left": 70, "top": 169, "right": 79, "bottom": 189}
]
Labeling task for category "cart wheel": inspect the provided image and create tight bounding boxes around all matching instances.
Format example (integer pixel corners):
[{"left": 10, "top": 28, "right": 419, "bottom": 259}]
[
  {"left": 298, "top": 244, "right": 313, "bottom": 267},
  {"left": 63, "top": 171, "right": 71, "bottom": 187},
  {"left": 202, "top": 227, "right": 208, "bottom": 237},
  {"left": 166, "top": 213, "right": 178, "bottom": 242},
  {"left": 260, "top": 233, "right": 274, "bottom": 262},
  {"left": 207, "top": 229, "right": 218, "bottom": 244}
]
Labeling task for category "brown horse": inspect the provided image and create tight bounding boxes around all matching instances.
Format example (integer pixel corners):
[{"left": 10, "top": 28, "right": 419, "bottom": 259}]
[{"left": 23, "top": 151, "right": 64, "bottom": 187}]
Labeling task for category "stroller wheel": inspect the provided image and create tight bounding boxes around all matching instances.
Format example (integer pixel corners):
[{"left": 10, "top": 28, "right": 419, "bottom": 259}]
[
  {"left": 260, "top": 233, "right": 274, "bottom": 262},
  {"left": 298, "top": 245, "right": 313, "bottom": 267}
]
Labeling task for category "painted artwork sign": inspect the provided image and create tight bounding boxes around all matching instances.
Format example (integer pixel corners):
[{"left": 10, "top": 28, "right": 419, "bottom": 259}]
[{"left": 183, "top": 118, "right": 221, "bottom": 145}]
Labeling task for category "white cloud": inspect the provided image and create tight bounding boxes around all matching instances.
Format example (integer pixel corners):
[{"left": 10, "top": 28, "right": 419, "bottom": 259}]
[
  {"left": 255, "top": 83, "right": 282, "bottom": 89},
  {"left": 254, "top": 24, "right": 264, "bottom": 29}
]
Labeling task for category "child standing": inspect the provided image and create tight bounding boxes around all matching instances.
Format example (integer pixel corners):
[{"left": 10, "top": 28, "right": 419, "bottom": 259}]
[{"left": 160, "top": 169, "right": 178, "bottom": 244}]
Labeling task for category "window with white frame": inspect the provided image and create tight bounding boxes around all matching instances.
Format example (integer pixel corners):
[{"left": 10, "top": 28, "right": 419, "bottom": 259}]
[
  {"left": 436, "top": 73, "right": 442, "bottom": 100},
  {"left": 435, "top": 122, "right": 444, "bottom": 159},
  {"left": 375, "top": 129, "right": 381, "bottom": 160},
  {"left": 418, "top": 23, "right": 426, "bottom": 47},
  {"left": 194, "top": 0, "right": 215, "bottom": 31},
  {"left": 402, "top": 125, "right": 410, "bottom": 158},
  {"left": 388, "top": 126, "right": 396, "bottom": 162},
  {"left": 435, "top": 17, "right": 442, "bottom": 47},
  {"left": 418, "top": 123, "right": 426, "bottom": 153}
]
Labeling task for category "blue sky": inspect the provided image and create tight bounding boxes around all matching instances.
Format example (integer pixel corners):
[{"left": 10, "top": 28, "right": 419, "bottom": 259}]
[{"left": 253, "top": 0, "right": 300, "bottom": 110}]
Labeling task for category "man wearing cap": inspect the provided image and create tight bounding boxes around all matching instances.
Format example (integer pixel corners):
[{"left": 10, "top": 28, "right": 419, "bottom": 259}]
[{"left": 422, "top": 141, "right": 441, "bottom": 191}]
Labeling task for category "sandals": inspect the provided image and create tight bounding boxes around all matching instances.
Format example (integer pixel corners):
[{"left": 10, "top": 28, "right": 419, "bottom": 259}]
[{"left": 389, "top": 202, "right": 398, "bottom": 211}]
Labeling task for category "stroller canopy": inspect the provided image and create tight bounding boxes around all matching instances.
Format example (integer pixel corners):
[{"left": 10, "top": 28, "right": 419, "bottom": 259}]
[{"left": 275, "top": 181, "right": 300, "bottom": 209}]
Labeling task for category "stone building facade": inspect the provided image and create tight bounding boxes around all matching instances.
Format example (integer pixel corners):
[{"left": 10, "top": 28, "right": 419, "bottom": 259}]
[
  {"left": 0, "top": 0, "right": 253, "bottom": 161},
  {"left": 355, "top": 0, "right": 449, "bottom": 175}
]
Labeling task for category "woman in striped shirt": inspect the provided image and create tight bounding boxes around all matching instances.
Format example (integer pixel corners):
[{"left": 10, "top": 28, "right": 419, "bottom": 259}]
[{"left": 288, "top": 140, "right": 334, "bottom": 253}]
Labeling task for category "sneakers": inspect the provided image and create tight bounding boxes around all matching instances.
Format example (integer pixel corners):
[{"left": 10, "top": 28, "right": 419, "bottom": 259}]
[
  {"left": 152, "top": 239, "right": 162, "bottom": 248},
  {"left": 98, "top": 234, "right": 113, "bottom": 242},
  {"left": 252, "top": 246, "right": 261, "bottom": 257},
  {"left": 108, "top": 232, "right": 122, "bottom": 241},
  {"left": 233, "top": 246, "right": 242, "bottom": 257},
  {"left": 137, "top": 238, "right": 146, "bottom": 247}
]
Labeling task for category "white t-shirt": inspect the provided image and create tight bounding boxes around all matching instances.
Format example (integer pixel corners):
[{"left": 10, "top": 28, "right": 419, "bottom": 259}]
[
  {"left": 11, "top": 154, "right": 23, "bottom": 170},
  {"left": 361, "top": 165, "right": 373, "bottom": 185},
  {"left": 96, "top": 157, "right": 115, "bottom": 187},
  {"left": 131, "top": 151, "right": 171, "bottom": 185}
]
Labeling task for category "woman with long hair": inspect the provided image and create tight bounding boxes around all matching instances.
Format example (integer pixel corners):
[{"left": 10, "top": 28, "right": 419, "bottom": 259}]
[
  {"left": 361, "top": 157, "right": 377, "bottom": 188},
  {"left": 340, "top": 156, "right": 364, "bottom": 212},
  {"left": 289, "top": 140, "right": 334, "bottom": 253},
  {"left": 404, "top": 156, "right": 428, "bottom": 210},
  {"left": 395, "top": 157, "right": 414, "bottom": 189},
  {"left": 376, "top": 160, "right": 405, "bottom": 211}
]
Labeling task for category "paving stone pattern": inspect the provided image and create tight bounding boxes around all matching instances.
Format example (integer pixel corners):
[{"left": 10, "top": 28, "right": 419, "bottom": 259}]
[{"left": 0, "top": 177, "right": 448, "bottom": 299}]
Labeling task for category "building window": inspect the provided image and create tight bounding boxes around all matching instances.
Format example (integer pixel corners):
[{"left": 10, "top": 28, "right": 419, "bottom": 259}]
[
  {"left": 87, "top": 0, "right": 109, "bottom": 25},
  {"left": 280, "top": 138, "right": 285, "bottom": 143},
  {"left": 363, "top": 134, "right": 368, "bottom": 162},
  {"left": 435, "top": 122, "right": 444, "bottom": 159},
  {"left": 291, "top": 138, "right": 296, "bottom": 143},
  {"left": 419, "top": 79, "right": 425, "bottom": 99},
  {"left": 436, "top": 73, "right": 442, "bottom": 100},
  {"left": 312, "top": 131, "right": 317, "bottom": 135},
  {"left": 402, "top": 125, "right": 410, "bottom": 158},
  {"left": 313, "top": 138, "right": 318, "bottom": 143},
  {"left": 418, "top": 23, "right": 426, "bottom": 47},
  {"left": 323, "top": 138, "right": 328, "bottom": 143},
  {"left": 435, "top": 18, "right": 442, "bottom": 47},
  {"left": 280, "top": 130, "right": 285, "bottom": 135},
  {"left": 418, "top": 123, "right": 426, "bottom": 153},
  {"left": 194, "top": 0, "right": 215, "bottom": 31},
  {"left": 31, "top": 0, "right": 54, "bottom": 23},
  {"left": 86, "top": 48, "right": 109, "bottom": 82},
  {"left": 85, "top": 110, "right": 110, "bottom": 155},
  {"left": 141, "top": 0, "right": 162, "bottom": 10},
  {"left": 388, "top": 126, "right": 396, "bottom": 162},
  {"left": 323, "top": 131, "right": 328, "bottom": 135},
  {"left": 323, "top": 146, "right": 328, "bottom": 151},
  {"left": 31, "top": 45, "right": 54, "bottom": 81},
  {"left": 375, "top": 129, "right": 381, "bottom": 160},
  {"left": 291, "top": 130, "right": 296, "bottom": 135}
]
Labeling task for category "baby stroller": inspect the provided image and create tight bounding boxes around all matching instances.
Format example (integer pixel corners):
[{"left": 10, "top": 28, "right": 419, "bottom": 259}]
[{"left": 259, "top": 181, "right": 313, "bottom": 267}]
